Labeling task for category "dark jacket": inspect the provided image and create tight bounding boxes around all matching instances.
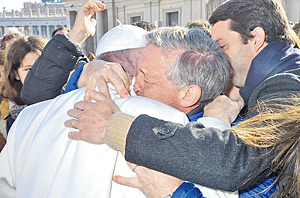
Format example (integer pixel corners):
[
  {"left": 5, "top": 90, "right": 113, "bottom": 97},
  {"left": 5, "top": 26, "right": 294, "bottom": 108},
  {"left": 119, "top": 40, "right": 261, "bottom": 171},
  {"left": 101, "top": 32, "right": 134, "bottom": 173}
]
[
  {"left": 124, "top": 40, "right": 300, "bottom": 192},
  {"left": 21, "top": 34, "right": 88, "bottom": 105}
]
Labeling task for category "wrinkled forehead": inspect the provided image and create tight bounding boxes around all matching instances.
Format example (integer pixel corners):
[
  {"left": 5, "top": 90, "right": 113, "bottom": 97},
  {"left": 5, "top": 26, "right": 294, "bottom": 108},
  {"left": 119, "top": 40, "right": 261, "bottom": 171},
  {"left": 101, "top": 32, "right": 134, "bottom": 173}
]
[{"left": 137, "top": 44, "right": 183, "bottom": 73}]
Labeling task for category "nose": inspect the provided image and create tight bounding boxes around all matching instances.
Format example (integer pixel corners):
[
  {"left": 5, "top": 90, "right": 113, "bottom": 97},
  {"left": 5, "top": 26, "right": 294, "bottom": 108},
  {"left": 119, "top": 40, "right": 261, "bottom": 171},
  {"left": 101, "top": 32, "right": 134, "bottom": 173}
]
[
  {"left": 133, "top": 82, "right": 142, "bottom": 95},
  {"left": 134, "top": 73, "right": 144, "bottom": 96}
]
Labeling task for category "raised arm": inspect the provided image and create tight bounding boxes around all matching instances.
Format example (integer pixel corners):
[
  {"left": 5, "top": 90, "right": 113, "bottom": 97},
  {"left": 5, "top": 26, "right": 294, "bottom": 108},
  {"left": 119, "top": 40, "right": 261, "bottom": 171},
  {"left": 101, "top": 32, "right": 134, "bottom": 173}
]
[{"left": 21, "top": 1, "right": 106, "bottom": 105}]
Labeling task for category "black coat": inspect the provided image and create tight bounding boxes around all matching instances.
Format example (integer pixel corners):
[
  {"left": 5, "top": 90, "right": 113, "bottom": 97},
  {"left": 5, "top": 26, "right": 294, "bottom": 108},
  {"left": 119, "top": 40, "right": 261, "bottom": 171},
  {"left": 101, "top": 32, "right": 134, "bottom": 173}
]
[
  {"left": 124, "top": 41, "right": 300, "bottom": 193},
  {"left": 21, "top": 34, "right": 88, "bottom": 105}
]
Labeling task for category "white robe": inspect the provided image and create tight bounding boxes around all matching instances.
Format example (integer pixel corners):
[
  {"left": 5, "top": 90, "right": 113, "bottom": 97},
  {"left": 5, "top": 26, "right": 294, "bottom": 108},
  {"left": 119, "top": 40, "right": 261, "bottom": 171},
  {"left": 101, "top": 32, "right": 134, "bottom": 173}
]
[{"left": 0, "top": 86, "right": 238, "bottom": 198}]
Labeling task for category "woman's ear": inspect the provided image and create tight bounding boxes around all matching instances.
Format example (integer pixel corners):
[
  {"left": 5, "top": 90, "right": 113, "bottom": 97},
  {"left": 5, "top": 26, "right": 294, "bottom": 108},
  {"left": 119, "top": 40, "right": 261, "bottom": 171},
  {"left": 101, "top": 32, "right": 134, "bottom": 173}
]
[
  {"left": 179, "top": 85, "right": 202, "bottom": 108},
  {"left": 14, "top": 70, "right": 20, "bottom": 81}
]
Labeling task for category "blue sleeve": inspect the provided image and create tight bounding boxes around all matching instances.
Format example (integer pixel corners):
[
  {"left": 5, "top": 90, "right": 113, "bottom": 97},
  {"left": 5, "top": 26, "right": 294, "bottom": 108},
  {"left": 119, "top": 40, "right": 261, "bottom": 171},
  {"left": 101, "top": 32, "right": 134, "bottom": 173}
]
[
  {"left": 239, "top": 177, "right": 276, "bottom": 198},
  {"left": 172, "top": 182, "right": 204, "bottom": 198},
  {"left": 64, "top": 64, "right": 85, "bottom": 93}
]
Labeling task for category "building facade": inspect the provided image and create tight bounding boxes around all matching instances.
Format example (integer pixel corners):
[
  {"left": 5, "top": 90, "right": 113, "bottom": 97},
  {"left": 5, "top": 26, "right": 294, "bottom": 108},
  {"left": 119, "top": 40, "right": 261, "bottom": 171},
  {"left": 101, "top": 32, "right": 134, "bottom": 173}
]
[
  {"left": 64, "top": 0, "right": 300, "bottom": 54},
  {"left": 1, "top": 0, "right": 299, "bottom": 54},
  {"left": 282, "top": 0, "right": 300, "bottom": 25},
  {"left": 0, "top": 2, "right": 66, "bottom": 40},
  {"left": 64, "top": 0, "right": 211, "bottom": 53}
]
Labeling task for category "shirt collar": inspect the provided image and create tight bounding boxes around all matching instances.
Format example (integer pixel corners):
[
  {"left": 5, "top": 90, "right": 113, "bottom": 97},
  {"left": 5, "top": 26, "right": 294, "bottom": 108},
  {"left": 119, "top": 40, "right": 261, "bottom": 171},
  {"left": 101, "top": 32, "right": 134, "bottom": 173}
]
[{"left": 240, "top": 40, "right": 300, "bottom": 104}]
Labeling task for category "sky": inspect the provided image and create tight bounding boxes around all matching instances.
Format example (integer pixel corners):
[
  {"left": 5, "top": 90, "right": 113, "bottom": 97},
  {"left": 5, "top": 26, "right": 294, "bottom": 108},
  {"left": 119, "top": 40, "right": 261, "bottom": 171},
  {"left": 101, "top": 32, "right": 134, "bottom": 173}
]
[{"left": 0, "top": 0, "right": 41, "bottom": 11}]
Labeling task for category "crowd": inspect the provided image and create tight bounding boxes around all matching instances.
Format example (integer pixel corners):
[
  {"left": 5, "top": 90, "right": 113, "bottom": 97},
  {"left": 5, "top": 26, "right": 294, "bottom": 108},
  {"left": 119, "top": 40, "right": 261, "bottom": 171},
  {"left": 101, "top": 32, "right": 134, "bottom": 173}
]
[{"left": 0, "top": 0, "right": 300, "bottom": 197}]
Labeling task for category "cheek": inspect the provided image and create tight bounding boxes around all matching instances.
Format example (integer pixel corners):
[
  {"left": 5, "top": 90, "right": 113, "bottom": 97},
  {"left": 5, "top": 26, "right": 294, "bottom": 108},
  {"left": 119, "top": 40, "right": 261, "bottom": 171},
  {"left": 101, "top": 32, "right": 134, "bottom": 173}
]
[
  {"left": 18, "top": 70, "right": 29, "bottom": 82},
  {"left": 143, "top": 84, "right": 165, "bottom": 100}
]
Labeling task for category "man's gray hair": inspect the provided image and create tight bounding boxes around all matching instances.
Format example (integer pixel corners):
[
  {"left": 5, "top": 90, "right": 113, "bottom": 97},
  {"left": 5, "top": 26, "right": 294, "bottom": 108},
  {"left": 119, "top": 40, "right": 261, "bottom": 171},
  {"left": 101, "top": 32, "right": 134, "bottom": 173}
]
[{"left": 145, "top": 26, "right": 231, "bottom": 104}]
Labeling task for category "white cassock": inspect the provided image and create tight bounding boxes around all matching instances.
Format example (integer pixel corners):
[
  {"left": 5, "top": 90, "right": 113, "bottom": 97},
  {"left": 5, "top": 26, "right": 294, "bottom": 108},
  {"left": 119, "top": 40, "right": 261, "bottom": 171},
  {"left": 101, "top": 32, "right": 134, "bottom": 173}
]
[{"left": 0, "top": 84, "right": 238, "bottom": 198}]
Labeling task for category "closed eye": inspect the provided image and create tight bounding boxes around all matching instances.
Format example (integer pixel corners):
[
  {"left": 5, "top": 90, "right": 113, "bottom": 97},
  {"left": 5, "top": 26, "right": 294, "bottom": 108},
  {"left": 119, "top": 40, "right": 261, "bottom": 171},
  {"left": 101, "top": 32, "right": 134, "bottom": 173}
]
[{"left": 144, "top": 79, "right": 151, "bottom": 84}]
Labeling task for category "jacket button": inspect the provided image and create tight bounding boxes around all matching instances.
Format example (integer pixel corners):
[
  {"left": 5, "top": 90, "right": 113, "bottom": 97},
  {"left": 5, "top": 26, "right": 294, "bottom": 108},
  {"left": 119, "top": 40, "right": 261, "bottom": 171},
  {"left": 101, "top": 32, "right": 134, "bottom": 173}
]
[{"left": 158, "top": 129, "right": 169, "bottom": 136}]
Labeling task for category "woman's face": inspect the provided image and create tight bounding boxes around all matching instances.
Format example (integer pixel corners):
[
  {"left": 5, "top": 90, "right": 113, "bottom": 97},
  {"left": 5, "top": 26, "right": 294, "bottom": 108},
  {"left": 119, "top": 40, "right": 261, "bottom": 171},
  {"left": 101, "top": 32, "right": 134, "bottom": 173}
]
[{"left": 17, "top": 52, "right": 39, "bottom": 84}]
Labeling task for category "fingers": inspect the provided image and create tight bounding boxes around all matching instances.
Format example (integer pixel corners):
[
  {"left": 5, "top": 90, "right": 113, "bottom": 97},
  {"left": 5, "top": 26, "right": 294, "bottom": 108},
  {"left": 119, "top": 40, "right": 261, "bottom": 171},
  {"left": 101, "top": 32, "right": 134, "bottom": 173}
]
[
  {"left": 95, "top": 65, "right": 130, "bottom": 98},
  {"left": 89, "top": 1, "right": 102, "bottom": 12},
  {"left": 77, "top": 63, "right": 91, "bottom": 88},
  {"left": 83, "top": 1, "right": 104, "bottom": 13},
  {"left": 67, "top": 108, "right": 83, "bottom": 119},
  {"left": 113, "top": 176, "right": 140, "bottom": 188},
  {"left": 82, "top": 62, "right": 128, "bottom": 98},
  {"left": 109, "top": 64, "right": 131, "bottom": 90},
  {"left": 203, "top": 95, "right": 241, "bottom": 126},
  {"left": 92, "top": 78, "right": 111, "bottom": 98},
  {"left": 93, "top": 0, "right": 106, "bottom": 10},
  {"left": 73, "top": 101, "right": 88, "bottom": 111},
  {"left": 68, "top": 131, "right": 82, "bottom": 140},
  {"left": 84, "top": 88, "right": 110, "bottom": 102},
  {"left": 64, "top": 120, "right": 85, "bottom": 141},
  {"left": 104, "top": 64, "right": 130, "bottom": 98},
  {"left": 81, "top": 64, "right": 111, "bottom": 99},
  {"left": 126, "top": 162, "right": 138, "bottom": 170},
  {"left": 125, "top": 72, "right": 133, "bottom": 85},
  {"left": 88, "top": 89, "right": 108, "bottom": 101},
  {"left": 64, "top": 119, "right": 79, "bottom": 129},
  {"left": 78, "top": 60, "right": 131, "bottom": 99},
  {"left": 84, "top": 89, "right": 92, "bottom": 102}
]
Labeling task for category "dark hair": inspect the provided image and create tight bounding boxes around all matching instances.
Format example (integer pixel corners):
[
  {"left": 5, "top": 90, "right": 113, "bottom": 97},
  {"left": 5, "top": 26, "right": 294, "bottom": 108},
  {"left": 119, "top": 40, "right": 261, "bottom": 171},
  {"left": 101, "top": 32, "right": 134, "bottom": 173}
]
[
  {"left": 0, "top": 50, "right": 6, "bottom": 66},
  {"left": 186, "top": 20, "right": 211, "bottom": 36},
  {"left": 209, "top": 0, "right": 300, "bottom": 47},
  {"left": 2, "top": 35, "right": 47, "bottom": 105},
  {"left": 0, "top": 33, "right": 24, "bottom": 50},
  {"left": 51, "top": 26, "right": 70, "bottom": 38},
  {"left": 87, "top": 52, "right": 96, "bottom": 61},
  {"left": 132, "top": 21, "right": 156, "bottom": 32}
]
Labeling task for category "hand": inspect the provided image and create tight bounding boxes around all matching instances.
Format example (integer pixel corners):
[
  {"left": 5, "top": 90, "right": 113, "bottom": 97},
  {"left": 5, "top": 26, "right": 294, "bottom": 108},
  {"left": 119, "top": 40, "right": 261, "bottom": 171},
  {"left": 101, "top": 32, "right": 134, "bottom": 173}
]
[
  {"left": 64, "top": 89, "right": 120, "bottom": 144},
  {"left": 68, "top": 0, "right": 106, "bottom": 45},
  {"left": 113, "top": 162, "right": 182, "bottom": 198},
  {"left": 224, "top": 79, "right": 244, "bottom": 103},
  {"left": 203, "top": 95, "right": 244, "bottom": 126},
  {"left": 77, "top": 60, "right": 131, "bottom": 101}
]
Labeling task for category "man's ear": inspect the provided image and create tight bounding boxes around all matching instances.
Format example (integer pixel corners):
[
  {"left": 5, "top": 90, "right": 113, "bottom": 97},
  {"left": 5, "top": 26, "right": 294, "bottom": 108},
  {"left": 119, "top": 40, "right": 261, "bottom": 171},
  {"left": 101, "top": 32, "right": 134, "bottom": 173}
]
[
  {"left": 251, "top": 27, "right": 266, "bottom": 52},
  {"left": 179, "top": 85, "right": 202, "bottom": 108}
]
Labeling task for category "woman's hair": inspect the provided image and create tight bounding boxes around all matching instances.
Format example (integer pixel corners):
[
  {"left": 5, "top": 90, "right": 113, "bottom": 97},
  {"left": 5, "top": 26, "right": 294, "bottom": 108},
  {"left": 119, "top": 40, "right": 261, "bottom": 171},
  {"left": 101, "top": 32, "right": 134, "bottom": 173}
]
[
  {"left": 0, "top": 50, "right": 6, "bottom": 66},
  {"left": 0, "top": 33, "right": 24, "bottom": 50},
  {"left": 131, "top": 21, "right": 156, "bottom": 32},
  {"left": 87, "top": 52, "right": 96, "bottom": 61},
  {"left": 232, "top": 94, "right": 300, "bottom": 197},
  {"left": 186, "top": 20, "right": 211, "bottom": 36},
  {"left": 1, "top": 35, "right": 47, "bottom": 105}
]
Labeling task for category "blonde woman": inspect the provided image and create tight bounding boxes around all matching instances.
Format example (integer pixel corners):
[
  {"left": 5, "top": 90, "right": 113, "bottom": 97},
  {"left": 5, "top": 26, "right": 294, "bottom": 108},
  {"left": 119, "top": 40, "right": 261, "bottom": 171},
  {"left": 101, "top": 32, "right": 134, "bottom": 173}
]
[{"left": 231, "top": 95, "right": 300, "bottom": 198}]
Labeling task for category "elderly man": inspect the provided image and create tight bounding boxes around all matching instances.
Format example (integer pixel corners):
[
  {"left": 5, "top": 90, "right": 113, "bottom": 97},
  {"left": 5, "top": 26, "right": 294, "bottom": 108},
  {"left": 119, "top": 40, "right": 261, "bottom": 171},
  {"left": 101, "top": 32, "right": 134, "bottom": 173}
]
[
  {"left": 66, "top": 0, "right": 300, "bottom": 197},
  {"left": 64, "top": 26, "right": 237, "bottom": 197}
]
